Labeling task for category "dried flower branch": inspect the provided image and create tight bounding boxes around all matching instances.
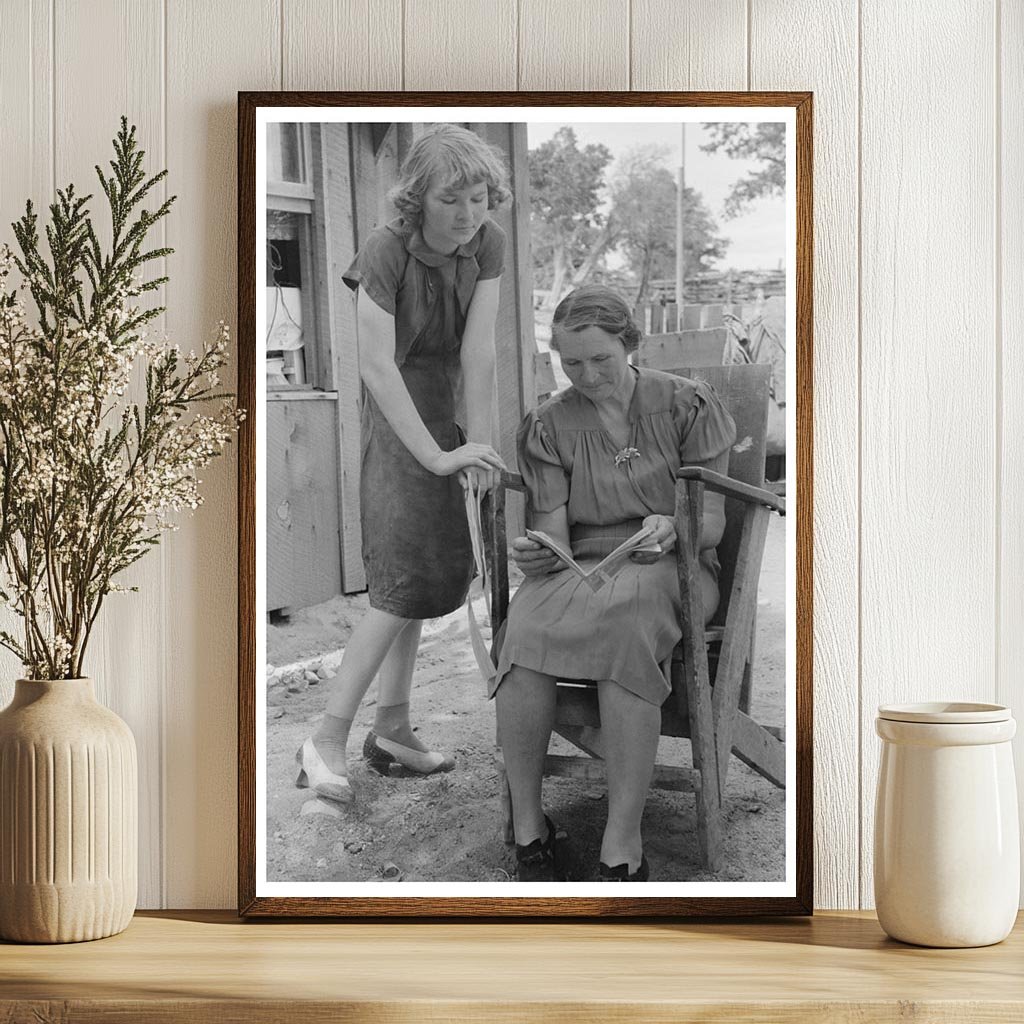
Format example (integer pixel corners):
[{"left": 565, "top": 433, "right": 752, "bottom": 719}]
[{"left": 0, "top": 117, "right": 242, "bottom": 679}]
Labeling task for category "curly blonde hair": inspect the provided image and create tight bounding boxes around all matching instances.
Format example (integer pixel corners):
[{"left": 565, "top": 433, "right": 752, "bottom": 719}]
[
  {"left": 388, "top": 124, "right": 512, "bottom": 226},
  {"left": 550, "top": 285, "right": 643, "bottom": 355}
]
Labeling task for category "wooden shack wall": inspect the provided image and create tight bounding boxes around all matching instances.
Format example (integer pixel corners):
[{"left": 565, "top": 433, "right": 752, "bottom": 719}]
[
  {"left": 266, "top": 395, "right": 342, "bottom": 610},
  {"left": 317, "top": 123, "right": 364, "bottom": 593}
]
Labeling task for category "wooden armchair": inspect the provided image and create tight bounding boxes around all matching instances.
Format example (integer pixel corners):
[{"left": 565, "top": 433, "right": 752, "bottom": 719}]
[{"left": 482, "top": 364, "right": 786, "bottom": 872}]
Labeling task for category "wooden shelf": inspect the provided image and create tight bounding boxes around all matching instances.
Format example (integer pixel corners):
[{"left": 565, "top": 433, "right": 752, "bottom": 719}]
[{"left": 2, "top": 910, "right": 1022, "bottom": 1022}]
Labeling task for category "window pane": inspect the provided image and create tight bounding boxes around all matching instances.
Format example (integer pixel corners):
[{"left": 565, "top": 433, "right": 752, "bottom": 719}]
[
  {"left": 267, "top": 123, "right": 305, "bottom": 184},
  {"left": 266, "top": 210, "right": 309, "bottom": 385},
  {"left": 267, "top": 210, "right": 303, "bottom": 288}
]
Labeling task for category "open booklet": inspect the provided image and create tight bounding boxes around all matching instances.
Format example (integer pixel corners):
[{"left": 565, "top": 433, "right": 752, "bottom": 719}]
[{"left": 525, "top": 524, "right": 663, "bottom": 592}]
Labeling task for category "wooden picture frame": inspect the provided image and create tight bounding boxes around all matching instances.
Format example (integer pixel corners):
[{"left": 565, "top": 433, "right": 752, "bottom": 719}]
[{"left": 238, "top": 91, "right": 813, "bottom": 917}]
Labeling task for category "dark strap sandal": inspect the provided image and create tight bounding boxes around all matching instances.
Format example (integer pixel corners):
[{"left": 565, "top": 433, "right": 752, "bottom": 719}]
[
  {"left": 514, "top": 816, "right": 570, "bottom": 882},
  {"left": 598, "top": 855, "right": 650, "bottom": 882}
]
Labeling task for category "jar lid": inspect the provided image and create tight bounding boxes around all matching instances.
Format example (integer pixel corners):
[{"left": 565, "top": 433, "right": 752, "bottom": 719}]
[{"left": 877, "top": 701, "right": 1011, "bottom": 724}]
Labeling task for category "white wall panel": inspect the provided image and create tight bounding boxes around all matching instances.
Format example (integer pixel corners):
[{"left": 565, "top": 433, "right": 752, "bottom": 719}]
[
  {"left": 0, "top": 0, "right": 51, "bottom": 223},
  {"left": 405, "top": 0, "right": 517, "bottom": 90},
  {"left": 283, "top": 0, "right": 402, "bottom": 90},
  {"left": 632, "top": 0, "right": 746, "bottom": 90},
  {"left": 750, "top": 0, "right": 860, "bottom": 910},
  {"left": 52, "top": 0, "right": 167, "bottom": 908},
  {"left": 859, "top": 0, "right": 998, "bottom": 908},
  {"left": 1000, "top": 0, "right": 1024, "bottom": 900},
  {"left": 0, "top": 0, "right": 1017, "bottom": 910},
  {"left": 163, "top": 0, "right": 279, "bottom": 907},
  {"left": 0, "top": 2, "right": 52, "bottom": 696},
  {"left": 519, "top": 0, "right": 629, "bottom": 90}
]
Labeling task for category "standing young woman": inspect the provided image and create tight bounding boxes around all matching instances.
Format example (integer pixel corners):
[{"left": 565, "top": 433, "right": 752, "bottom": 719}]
[{"left": 296, "top": 124, "right": 509, "bottom": 804}]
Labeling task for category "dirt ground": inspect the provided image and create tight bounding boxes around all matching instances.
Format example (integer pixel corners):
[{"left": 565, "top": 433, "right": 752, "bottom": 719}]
[{"left": 265, "top": 515, "right": 787, "bottom": 885}]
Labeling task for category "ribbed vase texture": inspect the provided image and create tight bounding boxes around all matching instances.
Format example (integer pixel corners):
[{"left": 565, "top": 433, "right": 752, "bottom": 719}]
[{"left": 0, "top": 678, "right": 137, "bottom": 943}]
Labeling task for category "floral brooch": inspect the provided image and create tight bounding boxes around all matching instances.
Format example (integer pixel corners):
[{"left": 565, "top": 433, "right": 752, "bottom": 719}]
[{"left": 614, "top": 446, "right": 641, "bottom": 468}]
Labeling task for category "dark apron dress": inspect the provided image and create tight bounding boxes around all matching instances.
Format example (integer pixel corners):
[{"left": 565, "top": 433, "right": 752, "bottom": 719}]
[{"left": 358, "top": 258, "right": 474, "bottom": 619}]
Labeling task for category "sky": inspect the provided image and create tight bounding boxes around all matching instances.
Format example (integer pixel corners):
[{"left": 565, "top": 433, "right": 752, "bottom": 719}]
[{"left": 526, "top": 122, "right": 786, "bottom": 272}]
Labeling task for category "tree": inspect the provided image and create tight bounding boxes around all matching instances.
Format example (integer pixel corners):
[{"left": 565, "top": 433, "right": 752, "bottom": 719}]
[
  {"left": 700, "top": 122, "right": 785, "bottom": 218},
  {"left": 609, "top": 145, "right": 727, "bottom": 307},
  {"left": 528, "top": 127, "right": 612, "bottom": 307}
]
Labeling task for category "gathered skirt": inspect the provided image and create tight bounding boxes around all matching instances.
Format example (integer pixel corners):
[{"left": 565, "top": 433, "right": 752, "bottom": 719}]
[{"left": 493, "top": 518, "right": 700, "bottom": 705}]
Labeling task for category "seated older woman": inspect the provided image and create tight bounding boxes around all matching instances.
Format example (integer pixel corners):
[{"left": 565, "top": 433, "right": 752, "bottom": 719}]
[{"left": 491, "top": 285, "right": 736, "bottom": 882}]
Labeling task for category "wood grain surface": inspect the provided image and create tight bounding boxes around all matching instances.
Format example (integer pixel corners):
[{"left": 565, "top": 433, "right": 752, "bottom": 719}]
[
  {"left": 316, "top": 123, "right": 365, "bottom": 592},
  {"left": 519, "top": 0, "right": 629, "bottom": 90},
  {"left": 1000, "top": 0, "right": 1024, "bottom": 902},
  {"left": 750, "top": 0, "right": 860, "bottom": 911},
  {"left": 49, "top": 0, "right": 167, "bottom": 908},
  {"left": 0, "top": 0, "right": 1018, "bottom": 914},
  {"left": 631, "top": 0, "right": 747, "bottom": 91},
  {"left": 2, "top": 910, "right": 1023, "bottom": 1023},
  {"left": 164, "top": 0, "right": 279, "bottom": 909},
  {"left": 858, "top": 1, "right": 998, "bottom": 910},
  {"left": 283, "top": 0, "right": 402, "bottom": 91},
  {"left": 405, "top": 0, "right": 517, "bottom": 90},
  {"left": 236, "top": 88, "right": 812, "bottom": 920}
]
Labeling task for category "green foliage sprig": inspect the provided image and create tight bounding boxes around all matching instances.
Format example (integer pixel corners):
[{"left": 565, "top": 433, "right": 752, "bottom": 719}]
[{"left": 0, "top": 117, "right": 242, "bottom": 679}]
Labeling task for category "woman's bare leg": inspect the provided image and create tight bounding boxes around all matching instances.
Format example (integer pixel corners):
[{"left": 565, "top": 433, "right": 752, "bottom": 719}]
[
  {"left": 495, "top": 666, "right": 557, "bottom": 845},
  {"left": 373, "top": 619, "right": 432, "bottom": 751},
  {"left": 596, "top": 679, "right": 660, "bottom": 873},
  {"left": 311, "top": 607, "right": 413, "bottom": 773}
]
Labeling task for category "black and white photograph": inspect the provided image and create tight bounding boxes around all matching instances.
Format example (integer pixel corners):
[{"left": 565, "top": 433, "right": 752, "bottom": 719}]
[{"left": 244, "top": 98, "right": 808, "bottom": 912}]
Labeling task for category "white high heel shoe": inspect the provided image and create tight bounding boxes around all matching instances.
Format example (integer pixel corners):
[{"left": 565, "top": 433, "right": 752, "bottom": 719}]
[{"left": 295, "top": 737, "right": 353, "bottom": 803}]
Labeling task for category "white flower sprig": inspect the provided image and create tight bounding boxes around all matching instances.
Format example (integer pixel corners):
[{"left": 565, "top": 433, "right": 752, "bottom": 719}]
[{"left": 0, "top": 118, "right": 242, "bottom": 680}]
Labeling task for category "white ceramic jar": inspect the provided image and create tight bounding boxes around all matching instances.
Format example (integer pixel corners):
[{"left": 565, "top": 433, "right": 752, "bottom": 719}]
[{"left": 874, "top": 702, "right": 1019, "bottom": 947}]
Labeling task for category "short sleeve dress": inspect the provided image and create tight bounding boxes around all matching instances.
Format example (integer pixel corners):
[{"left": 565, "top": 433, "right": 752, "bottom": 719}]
[
  {"left": 342, "top": 216, "right": 505, "bottom": 619},
  {"left": 492, "top": 367, "right": 736, "bottom": 706}
]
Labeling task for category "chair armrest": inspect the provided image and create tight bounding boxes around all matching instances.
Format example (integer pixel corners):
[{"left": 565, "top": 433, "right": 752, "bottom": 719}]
[{"left": 676, "top": 467, "right": 786, "bottom": 515}]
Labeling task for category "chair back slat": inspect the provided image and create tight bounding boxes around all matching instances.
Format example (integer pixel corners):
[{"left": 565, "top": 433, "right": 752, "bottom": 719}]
[
  {"left": 666, "top": 364, "right": 771, "bottom": 628},
  {"left": 635, "top": 328, "right": 727, "bottom": 370}
]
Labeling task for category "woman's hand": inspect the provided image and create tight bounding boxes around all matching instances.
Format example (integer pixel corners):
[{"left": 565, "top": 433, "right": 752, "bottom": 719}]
[
  {"left": 510, "top": 536, "right": 565, "bottom": 576},
  {"left": 459, "top": 465, "right": 501, "bottom": 496},
  {"left": 428, "top": 443, "right": 505, "bottom": 479},
  {"left": 631, "top": 514, "right": 677, "bottom": 564}
]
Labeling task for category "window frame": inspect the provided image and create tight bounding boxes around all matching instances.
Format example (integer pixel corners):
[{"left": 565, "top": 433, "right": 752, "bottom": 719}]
[{"left": 265, "top": 123, "right": 326, "bottom": 391}]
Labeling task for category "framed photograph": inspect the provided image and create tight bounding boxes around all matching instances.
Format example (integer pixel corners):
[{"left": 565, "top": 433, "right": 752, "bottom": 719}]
[{"left": 238, "top": 91, "right": 812, "bottom": 916}]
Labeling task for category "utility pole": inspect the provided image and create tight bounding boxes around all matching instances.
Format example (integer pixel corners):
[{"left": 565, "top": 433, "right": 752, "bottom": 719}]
[{"left": 675, "top": 123, "right": 686, "bottom": 307}]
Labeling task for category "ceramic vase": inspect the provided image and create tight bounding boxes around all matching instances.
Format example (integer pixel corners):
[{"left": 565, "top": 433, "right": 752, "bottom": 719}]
[
  {"left": 0, "top": 678, "right": 137, "bottom": 943},
  {"left": 874, "top": 702, "right": 1019, "bottom": 948}
]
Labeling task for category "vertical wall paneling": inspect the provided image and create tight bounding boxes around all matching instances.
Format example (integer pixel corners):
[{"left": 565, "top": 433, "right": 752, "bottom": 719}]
[
  {"left": 2, "top": 0, "right": 1021, "bottom": 912},
  {"left": 317, "top": 124, "right": 365, "bottom": 593},
  {"left": 164, "top": 0, "right": 280, "bottom": 907},
  {"left": 1000, "top": 0, "right": 1024, "bottom": 899},
  {"left": 750, "top": 1, "right": 860, "bottom": 910},
  {"left": 53, "top": 0, "right": 166, "bottom": 908},
  {"left": 0, "top": 0, "right": 52, "bottom": 224},
  {"left": 0, "top": 1, "right": 53, "bottom": 696},
  {"left": 519, "top": 0, "right": 629, "bottom": 90},
  {"left": 860, "top": 1, "right": 998, "bottom": 908},
  {"left": 404, "top": 0, "right": 517, "bottom": 90},
  {"left": 282, "top": 0, "right": 402, "bottom": 90},
  {"left": 631, "top": 0, "right": 746, "bottom": 90}
]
